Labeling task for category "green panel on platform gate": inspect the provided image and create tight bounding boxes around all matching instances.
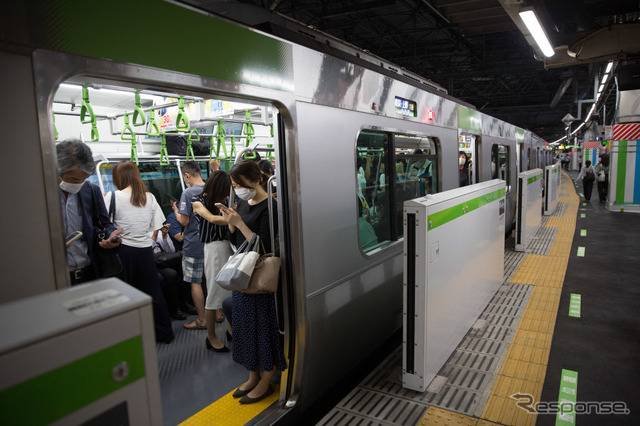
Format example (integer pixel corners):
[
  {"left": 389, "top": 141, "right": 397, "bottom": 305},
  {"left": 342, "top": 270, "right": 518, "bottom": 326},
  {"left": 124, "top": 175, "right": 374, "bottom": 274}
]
[{"left": 0, "top": 336, "right": 145, "bottom": 425}]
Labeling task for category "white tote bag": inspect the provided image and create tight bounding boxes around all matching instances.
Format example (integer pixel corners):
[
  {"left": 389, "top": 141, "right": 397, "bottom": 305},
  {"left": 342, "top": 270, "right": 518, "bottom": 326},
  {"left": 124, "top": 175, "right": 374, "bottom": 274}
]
[{"left": 215, "top": 233, "right": 260, "bottom": 291}]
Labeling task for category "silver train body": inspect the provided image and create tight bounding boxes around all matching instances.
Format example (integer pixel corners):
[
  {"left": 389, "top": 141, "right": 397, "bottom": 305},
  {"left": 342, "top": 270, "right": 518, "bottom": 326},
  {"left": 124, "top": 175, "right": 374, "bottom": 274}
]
[{"left": 0, "top": 0, "right": 552, "bottom": 422}]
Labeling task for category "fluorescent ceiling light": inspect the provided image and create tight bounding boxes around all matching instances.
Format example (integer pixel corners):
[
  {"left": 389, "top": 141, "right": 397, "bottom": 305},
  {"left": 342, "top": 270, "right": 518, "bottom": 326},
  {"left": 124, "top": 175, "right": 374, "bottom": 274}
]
[
  {"left": 605, "top": 61, "right": 613, "bottom": 73},
  {"left": 519, "top": 10, "right": 555, "bottom": 57},
  {"left": 598, "top": 84, "right": 604, "bottom": 93}
]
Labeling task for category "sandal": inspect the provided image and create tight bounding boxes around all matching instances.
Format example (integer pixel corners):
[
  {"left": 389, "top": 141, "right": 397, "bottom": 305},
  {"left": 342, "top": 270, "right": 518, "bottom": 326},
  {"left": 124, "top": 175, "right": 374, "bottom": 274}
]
[
  {"left": 184, "top": 319, "right": 207, "bottom": 330},
  {"left": 215, "top": 310, "right": 225, "bottom": 323}
]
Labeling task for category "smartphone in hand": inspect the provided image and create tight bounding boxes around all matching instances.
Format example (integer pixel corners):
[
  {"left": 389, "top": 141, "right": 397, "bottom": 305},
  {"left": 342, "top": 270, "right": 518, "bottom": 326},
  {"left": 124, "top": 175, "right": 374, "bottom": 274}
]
[
  {"left": 214, "top": 203, "right": 225, "bottom": 209},
  {"left": 66, "top": 231, "right": 83, "bottom": 246}
]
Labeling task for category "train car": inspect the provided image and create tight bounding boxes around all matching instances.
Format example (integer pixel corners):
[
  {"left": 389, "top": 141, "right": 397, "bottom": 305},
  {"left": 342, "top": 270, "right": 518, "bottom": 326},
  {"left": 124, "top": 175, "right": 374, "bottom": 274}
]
[{"left": 0, "top": 0, "right": 547, "bottom": 423}]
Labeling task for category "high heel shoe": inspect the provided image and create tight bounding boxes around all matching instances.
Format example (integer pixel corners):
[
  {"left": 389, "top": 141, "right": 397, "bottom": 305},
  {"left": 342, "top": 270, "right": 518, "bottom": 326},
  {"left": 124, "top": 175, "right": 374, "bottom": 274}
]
[{"left": 205, "top": 337, "right": 229, "bottom": 353}]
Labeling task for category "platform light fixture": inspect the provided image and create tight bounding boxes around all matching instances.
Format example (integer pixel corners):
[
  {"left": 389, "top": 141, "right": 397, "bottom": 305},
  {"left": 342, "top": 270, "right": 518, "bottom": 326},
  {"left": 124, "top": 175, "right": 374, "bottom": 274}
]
[
  {"left": 605, "top": 61, "right": 613, "bottom": 73},
  {"left": 519, "top": 9, "right": 555, "bottom": 57}
]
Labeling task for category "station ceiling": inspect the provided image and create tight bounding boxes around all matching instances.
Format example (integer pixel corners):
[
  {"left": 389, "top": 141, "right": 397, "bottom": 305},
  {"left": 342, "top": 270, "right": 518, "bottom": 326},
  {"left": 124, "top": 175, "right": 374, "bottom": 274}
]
[{"left": 185, "top": 0, "right": 640, "bottom": 142}]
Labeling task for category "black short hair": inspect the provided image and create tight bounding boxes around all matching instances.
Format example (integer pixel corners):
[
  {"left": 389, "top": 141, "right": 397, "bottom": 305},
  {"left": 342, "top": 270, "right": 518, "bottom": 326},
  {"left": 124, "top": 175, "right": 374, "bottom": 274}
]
[{"left": 182, "top": 161, "right": 201, "bottom": 177}]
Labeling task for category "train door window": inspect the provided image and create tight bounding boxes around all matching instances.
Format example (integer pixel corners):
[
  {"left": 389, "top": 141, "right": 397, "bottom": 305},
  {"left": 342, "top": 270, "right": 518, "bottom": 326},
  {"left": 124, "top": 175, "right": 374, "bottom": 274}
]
[
  {"left": 355, "top": 131, "right": 439, "bottom": 252},
  {"left": 356, "top": 131, "right": 391, "bottom": 253},
  {"left": 393, "top": 135, "right": 438, "bottom": 238},
  {"left": 491, "top": 144, "right": 511, "bottom": 192},
  {"left": 459, "top": 134, "right": 477, "bottom": 184}
]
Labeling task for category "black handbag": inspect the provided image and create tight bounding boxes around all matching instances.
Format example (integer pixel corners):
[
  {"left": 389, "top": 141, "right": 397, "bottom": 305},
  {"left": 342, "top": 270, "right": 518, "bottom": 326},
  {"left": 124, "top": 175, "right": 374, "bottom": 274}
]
[{"left": 92, "top": 191, "right": 123, "bottom": 278}]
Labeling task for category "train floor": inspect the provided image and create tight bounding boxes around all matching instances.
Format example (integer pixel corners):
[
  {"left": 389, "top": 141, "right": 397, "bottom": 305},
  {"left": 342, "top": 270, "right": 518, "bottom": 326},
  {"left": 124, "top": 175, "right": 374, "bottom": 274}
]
[{"left": 316, "top": 171, "right": 640, "bottom": 426}]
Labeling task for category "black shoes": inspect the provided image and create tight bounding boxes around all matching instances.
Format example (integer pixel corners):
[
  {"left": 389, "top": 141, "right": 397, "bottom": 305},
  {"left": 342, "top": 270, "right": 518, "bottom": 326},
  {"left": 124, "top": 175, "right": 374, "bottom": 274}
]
[
  {"left": 232, "top": 385, "right": 256, "bottom": 398},
  {"left": 226, "top": 331, "right": 233, "bottom": 342},
  {"left": 169, "top": 310, "right": 187, "bottom": 320},
  {"left": 156, "top": 333, "right": 175, "bottom": 344},
  {"left": 180, "top": 303, "right": 198, "bottom": 315},
  {"left": 205, "top": 337, "right": 230, "bottom": 353},
  {"left": 239, "top": 385, "right": 274, "bottom": 404}
]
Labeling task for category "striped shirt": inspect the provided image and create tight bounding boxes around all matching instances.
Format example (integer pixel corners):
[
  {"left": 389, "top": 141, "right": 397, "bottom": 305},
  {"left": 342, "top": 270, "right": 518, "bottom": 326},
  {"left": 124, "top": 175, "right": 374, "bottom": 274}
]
[{"left": 193, "top": 195, "right": 228, "bottom": 243}]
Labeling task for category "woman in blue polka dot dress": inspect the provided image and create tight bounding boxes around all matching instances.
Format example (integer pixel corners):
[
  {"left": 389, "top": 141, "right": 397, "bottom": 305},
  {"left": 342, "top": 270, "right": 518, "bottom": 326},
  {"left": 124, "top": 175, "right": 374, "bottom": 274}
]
[{"left": 219, "top": 160, "right": 286, "bottom": 404}]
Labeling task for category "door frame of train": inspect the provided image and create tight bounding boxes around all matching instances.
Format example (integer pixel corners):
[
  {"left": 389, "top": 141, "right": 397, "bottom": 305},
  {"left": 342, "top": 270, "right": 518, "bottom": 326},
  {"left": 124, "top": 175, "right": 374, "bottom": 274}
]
[
  {"left": 458, "top": 130, "right": 481, "bottom": 184},
  {"left": 31, "top": 49, "right": 302, "bottom": 416}
]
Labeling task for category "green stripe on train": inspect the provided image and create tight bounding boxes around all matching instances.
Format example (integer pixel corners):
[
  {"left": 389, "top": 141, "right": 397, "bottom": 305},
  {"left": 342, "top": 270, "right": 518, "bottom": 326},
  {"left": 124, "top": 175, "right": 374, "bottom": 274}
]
[
  {"left": 428, "top": 188, "right": 506, "bottom": 230},
  {"left": 10, "top": 0, "right": 293, "bottom": 92},
  {"left": 0, "top": 336, "right": 145, "bottom": 425}
]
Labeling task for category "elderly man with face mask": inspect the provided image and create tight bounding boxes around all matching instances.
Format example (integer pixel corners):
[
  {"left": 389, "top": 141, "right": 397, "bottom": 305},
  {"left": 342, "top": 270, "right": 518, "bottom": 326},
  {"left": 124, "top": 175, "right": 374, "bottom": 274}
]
[{"left": 57, "top": 138, "right": 122, "bottom": 285}]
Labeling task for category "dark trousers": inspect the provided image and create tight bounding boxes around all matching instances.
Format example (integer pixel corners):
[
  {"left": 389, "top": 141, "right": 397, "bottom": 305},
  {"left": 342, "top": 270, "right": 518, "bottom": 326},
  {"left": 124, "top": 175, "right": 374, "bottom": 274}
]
[
  {"left": 158, "top": 268, "right": 181, "bottom": 314},
  {"left": 583, "top": 179, "right": 594, "bottom": 201},
  {"left": 222, "top": 296, "right": 233, "bottom": 326},
  {"left": 597, "top": 179, "right": 608, "bottom": 201},
  {"left": 119, "top": 244, "right": 173, "bottom": 340}
]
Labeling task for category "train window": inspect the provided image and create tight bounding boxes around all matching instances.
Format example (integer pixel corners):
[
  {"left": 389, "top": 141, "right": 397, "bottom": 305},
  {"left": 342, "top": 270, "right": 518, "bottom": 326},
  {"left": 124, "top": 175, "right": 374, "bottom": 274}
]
[
  {"left": 355, "top": 131, "right": 439, "bottom": 253},
  {"left": 491, "top": 144, "right": 510, "bottom": 192},
  {"left": 356, "top": 131, "right": 391, "bottom": 253},
  {"left": 88, "top": 160, "right": 209, "bottom": 217},
  {"left": 393, "top": 135, "right": 438, "bottom": 238}
]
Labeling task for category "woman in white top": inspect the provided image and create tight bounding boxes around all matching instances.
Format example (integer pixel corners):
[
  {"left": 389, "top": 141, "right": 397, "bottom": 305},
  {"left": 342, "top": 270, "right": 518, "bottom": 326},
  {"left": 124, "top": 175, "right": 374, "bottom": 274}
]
[
  {"left": 105, "top": 160, "right": 174, "bottom": 343},
  {"left": 577, "top": 160, "right": 596, "bottom": 201}
]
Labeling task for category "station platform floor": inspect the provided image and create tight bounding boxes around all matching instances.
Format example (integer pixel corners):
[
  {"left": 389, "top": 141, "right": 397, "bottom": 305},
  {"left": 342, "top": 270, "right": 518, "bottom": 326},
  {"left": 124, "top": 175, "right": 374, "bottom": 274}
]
[{"left": 318, "top": 171, "right": 640, "bottom": 426}]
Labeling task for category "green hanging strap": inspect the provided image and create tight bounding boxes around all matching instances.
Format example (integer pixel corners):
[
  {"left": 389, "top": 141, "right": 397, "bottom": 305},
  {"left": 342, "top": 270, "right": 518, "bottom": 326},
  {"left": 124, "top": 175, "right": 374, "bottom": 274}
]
[
  {"left": 132, "top": 90, "right": 147, "bottom": 126},
  {"left": 80, "top": 83, "right": 95, "bottom": 124},
  {"left": 147, "top": 108, "right": 161, "bottom": 136},
  {"left": 90, "top": 122, "right": 99, "bottom": 142},
  {"left": 266, "top": 123, "right": 274, "bottom": 160},
  {"left": 53, "top": 111, "right": 58, "bottom": 140},
  {"left": 242, "top": 109, "right": 256, "bottom": 159},
  {"left": 175, "top": 96, "right": 189, "bottom": 131},
  {"left": 80, "top": 83, "right": 99, "bottom": 141},
  {"left": 230, "top": 135, "right": 237, "bottom": 159},
  {"left": 214, "top": 119, "right": 228, "bottom": 160},
  {"left": 186, "top": 128, "right": 198, "bottom": 161},
  {"left": 121, "top": 113, "right": 138, "bottom": 165},
  {"left": 159, "top": 133, "right": 170, "bottom": 165}
]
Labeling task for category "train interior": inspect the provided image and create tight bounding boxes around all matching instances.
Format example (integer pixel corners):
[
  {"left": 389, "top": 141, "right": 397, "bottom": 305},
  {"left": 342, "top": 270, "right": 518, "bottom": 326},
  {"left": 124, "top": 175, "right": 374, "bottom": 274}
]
[{"left": 51, "top": 79, "right": 289, "bottom": 424}]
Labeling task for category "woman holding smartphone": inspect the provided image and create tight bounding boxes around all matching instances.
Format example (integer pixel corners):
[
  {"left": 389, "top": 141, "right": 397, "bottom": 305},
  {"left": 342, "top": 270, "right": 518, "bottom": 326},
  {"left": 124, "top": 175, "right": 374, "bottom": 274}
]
[
  {"left": 216, "top": 160, "right": 286, "bottom": 404},
  {"left": 105, "top": 160, "right": 174, "bottom": 344},
  {"left": 191, "top": 169, "right": 234, "bottom": 352}
]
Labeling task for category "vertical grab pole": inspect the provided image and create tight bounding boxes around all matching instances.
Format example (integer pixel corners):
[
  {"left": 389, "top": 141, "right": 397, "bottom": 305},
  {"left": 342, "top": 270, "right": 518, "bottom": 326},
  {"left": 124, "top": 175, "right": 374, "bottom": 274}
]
[{"left": 267, "top": 175, "right": 284, "bottom": 334}]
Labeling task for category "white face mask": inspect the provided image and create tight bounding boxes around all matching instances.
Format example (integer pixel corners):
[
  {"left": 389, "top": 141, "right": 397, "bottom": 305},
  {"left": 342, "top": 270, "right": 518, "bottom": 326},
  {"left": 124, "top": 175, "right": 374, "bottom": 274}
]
[
  {"left": 459, "top": 157, "right": 466, "bottom": 166},
  {"left": 60, "top": 180, "right": 84, "bottom": 194},
  {"left": 235, "top": 187, "right": 256, "bottom": 201}
]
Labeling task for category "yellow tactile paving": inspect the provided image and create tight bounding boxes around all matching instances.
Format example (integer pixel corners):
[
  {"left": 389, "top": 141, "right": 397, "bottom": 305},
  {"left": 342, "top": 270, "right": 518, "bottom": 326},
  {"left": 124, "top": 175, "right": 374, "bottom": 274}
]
[
  {"left": 418, "top": 406, "right": 480, "bottom": 425},
  {"left": 180, "top": 385, "right": 280, "bottom": 425},
  {"left": 480, "top": 172, "right": 579, "bottom": 426}
]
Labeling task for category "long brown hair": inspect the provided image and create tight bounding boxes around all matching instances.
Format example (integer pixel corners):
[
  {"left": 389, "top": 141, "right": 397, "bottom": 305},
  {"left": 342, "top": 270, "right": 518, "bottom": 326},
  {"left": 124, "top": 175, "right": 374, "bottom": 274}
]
[
  {"left": 112, "top": 160, "right": 148, "bottom": 207},
  {"left": 199, "top": 170, "right": 231, "bottom": 213},
  {"left": 230, "top": 160, "right": 267, "bottom": 191}
]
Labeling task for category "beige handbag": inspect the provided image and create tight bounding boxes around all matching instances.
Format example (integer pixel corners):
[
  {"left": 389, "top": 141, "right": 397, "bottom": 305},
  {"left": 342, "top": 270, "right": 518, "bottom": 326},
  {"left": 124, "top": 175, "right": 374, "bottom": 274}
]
[{"left": 239, "top": 254, "right": 281, "bottom": 294}]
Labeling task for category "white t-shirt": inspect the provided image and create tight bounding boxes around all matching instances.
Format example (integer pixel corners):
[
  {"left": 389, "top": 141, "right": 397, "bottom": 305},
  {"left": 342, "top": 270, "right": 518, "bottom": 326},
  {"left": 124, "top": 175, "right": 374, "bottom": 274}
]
[{"left": 104, "top": 191, "right": 165, "bottom": 248}]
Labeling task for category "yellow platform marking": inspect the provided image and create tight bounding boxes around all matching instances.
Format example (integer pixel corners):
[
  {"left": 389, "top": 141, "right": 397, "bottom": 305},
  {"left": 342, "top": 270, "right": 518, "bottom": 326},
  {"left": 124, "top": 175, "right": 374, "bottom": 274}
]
[
  {"left": 480, "top": 172, "right": 579, "bottom": 426},
  {"left": 418, "top": 406, "right": 484, "bottom": 425},
  {"left": 180, "top": 385, "right": 280, "bottom": 426}
]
